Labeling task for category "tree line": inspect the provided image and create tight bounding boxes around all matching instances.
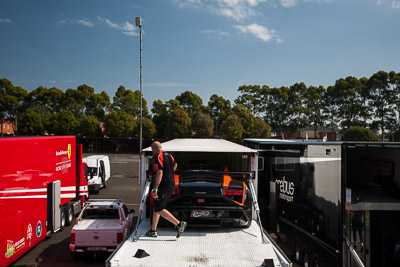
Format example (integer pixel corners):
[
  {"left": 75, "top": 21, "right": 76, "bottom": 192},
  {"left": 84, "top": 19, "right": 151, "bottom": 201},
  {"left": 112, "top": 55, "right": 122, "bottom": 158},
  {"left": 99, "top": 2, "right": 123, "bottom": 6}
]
[{"left": 1, "top": 70, "right": 399, "bottom": 141}]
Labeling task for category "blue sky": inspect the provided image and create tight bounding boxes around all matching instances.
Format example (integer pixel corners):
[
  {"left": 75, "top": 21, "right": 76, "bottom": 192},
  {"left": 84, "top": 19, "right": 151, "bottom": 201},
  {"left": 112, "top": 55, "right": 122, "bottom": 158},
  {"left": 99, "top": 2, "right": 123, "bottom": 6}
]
[{"left": 1, "top": 0, "right": 399, "bottom": 111}]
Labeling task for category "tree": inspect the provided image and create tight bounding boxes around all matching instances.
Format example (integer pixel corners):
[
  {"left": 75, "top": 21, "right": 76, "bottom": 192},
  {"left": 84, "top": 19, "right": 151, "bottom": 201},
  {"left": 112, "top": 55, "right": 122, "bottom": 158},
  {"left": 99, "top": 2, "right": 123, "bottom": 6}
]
[
  {"left": 46, "top": 110, "right": 80, "bottom": 135},
  {"left": 208, "top": 94, "right": 231, "bottom": 136},
  {"left": 367, "top": 71, "right": 396, "bottom": 141},
  {"left": 253, "top": 118, "right": 271, "bottom": 138},
  {"left": 231, "top": 104, "right": 255, "bottom": 138},
  {"left": 134, "top": 117, "right": 157, "bottom": 139},
  {"left": 80, "top": 116, "right": 102, "bottom": 137},
  {"left": 104, "top": 111, "right": 136, "bottom": 137},
  {"left": 19, "top": 109, "right": 43, "bottom": 135},
  {"left": 287, "top": 83, "right": 309, "bottom": 135},
  {"left": 151, "top": 99, "right": 168, "bottom": 138},
  {"left": 28, "top": 86, "right": 65, "bottom": 114},
  {"left": 262, "top": 86, "right": 292, "bottom": 135},
  {"left": 192, "top": 112, "right": 214, "bottom": 138},
  {"left": 0, "top": 78, "right": 28, "bottom": 135},
  {"left": 219, "top": 114, "right": 244, "bottom": 140},
  {"left": 341, "top": 126, "right": 378, "bottom": 141},
  {"left": 164, "top": 108, "right": 191, "bottom": 138},
  {"left": 112, "top": 85, "right": 148, "bottom": 119},
  {"left": 235, "top": 85, "right": 263, "bottom": 117},
  {"left": 305, "top": 85, "right": 326, "bottom": 137},
  {"left": 176, "top": 91, "right": 203, "bottom": 120},
  {"left": 86, "top": 90, "right": 111, "bottom": 122}
]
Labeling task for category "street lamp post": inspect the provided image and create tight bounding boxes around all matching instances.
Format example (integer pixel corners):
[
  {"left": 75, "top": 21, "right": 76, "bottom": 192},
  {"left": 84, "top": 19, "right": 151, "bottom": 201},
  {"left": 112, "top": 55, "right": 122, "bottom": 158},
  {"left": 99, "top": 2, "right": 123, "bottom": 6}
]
[{"left": 135, "top": 17, "right": 143, "bottom": 155}]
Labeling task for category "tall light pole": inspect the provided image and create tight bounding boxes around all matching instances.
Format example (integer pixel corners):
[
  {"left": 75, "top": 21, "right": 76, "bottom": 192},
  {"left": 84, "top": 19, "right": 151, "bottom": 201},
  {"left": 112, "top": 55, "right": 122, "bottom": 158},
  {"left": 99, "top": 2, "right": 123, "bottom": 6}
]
[{"left": 135, "top": 17, "right": 143, "bottom": 155}]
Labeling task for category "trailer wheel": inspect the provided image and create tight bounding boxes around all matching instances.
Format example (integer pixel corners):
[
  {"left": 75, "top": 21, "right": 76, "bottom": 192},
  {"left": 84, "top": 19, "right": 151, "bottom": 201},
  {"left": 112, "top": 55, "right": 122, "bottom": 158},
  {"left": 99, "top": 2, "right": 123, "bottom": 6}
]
[
  {"left": 66, "top": 205, "right": 74, "bottom": 226},
  {"left": 312, "top": 256, "right": 319, "bottom": 267},
  {"left": 303, "top": 250, "right": 310, "bottom": 267},
  {"left": 60, "top": 207, "right": 67, "bottom": 231}
]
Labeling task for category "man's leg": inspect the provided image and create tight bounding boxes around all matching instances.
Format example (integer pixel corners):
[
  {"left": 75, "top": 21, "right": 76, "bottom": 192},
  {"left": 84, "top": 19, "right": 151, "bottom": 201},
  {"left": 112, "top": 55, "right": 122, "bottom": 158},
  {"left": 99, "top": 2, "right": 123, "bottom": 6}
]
[
  {"left": 158, "top": 209, "right": 180, "bottom": 226},
  {"left": 152, "top": 210, "right": 161, "bottom": 231}
]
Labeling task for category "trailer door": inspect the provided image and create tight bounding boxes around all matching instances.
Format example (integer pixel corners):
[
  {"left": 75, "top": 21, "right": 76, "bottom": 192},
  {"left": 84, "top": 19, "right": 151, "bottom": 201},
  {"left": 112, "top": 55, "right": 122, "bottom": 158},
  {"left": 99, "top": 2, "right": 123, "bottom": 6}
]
[{"left": 47, "top": 180, "right": 61, "bottom": 233}]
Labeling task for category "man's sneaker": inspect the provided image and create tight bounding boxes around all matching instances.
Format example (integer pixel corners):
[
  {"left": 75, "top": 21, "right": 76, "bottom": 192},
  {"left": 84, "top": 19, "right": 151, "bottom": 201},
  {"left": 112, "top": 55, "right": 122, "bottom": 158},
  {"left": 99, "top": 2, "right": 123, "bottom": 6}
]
[
  {"left": 176, "top": 221, "right": 187, "bottom": 238},
  {"left": 145, "top": 229, "right": 157, "bottom": 237}
]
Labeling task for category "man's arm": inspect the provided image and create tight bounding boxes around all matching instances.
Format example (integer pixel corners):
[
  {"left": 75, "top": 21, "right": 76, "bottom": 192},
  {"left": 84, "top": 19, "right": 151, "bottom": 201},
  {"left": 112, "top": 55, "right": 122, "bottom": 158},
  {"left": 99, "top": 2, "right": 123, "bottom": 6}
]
[
  {"left": 151, "top": 170, "right": 163, "bottom": 199},
  {"left": 153, "top": 170, "right": 163, "bottom": 189}
]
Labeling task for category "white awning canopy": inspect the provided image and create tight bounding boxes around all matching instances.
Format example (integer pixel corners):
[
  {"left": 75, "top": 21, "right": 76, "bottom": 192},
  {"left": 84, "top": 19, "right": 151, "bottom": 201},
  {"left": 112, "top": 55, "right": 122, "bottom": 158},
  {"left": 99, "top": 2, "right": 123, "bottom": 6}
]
[{"left": 142, "top": 138, "right": 257, "bottom": 154}]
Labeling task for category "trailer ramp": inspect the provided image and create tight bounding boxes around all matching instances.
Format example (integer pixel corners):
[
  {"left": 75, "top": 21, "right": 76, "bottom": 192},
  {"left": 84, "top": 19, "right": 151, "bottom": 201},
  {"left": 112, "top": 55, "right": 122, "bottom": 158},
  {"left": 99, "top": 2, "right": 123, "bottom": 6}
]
[{"left": 107, "top": 219, "right": 286, "bottom": 267}]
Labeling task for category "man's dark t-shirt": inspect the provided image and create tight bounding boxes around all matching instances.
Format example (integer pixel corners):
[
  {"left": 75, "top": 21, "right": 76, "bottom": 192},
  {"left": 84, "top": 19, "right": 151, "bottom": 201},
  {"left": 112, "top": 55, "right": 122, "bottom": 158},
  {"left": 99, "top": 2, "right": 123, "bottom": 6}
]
[{"left": 153, "top": 151, "right": 175, "bottom": 195}]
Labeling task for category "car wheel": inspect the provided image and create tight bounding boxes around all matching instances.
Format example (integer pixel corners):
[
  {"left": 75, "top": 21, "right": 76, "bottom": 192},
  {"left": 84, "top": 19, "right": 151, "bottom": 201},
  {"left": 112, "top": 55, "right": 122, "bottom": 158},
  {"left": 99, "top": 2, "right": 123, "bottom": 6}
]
[
  {"left": 303, "top": 249, "right": 310, "bottom": 267},
  {"left": 312, "top": 256, "right": 319, "bottom": 267},
  {"left": 66, "top": 205, "right": 74, "bottom": 226},
  {"left": 294, "top": 242, "right": 301, "bottom": 263},
  {"left": 60, "top": 207, "right": 67, "bottom": 231}
]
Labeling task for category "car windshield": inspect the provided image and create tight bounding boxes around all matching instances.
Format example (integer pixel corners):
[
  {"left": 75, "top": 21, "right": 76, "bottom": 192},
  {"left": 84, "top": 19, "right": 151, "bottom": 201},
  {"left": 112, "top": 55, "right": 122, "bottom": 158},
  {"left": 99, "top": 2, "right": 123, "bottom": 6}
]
[{"left": 82, "top": 208, "right": 119, "bottom": 219}]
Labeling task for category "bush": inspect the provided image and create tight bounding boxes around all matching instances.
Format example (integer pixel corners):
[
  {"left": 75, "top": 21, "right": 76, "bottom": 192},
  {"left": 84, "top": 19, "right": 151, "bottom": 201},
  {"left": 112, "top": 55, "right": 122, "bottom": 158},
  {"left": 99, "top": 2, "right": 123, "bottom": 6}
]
[{"left": 341, "top": 126, "right": 378, "bottom": 141}]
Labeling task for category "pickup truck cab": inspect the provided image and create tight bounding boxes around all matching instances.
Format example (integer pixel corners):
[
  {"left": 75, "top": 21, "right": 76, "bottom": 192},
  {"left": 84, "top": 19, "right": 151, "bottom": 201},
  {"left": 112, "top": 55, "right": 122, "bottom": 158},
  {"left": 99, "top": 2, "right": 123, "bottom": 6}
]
[
  {"left": 70, "top": 199, "right": 134, "bottom": 257},
  {"left": 82, "top": 155, "right": 110, "bottom": 193}
]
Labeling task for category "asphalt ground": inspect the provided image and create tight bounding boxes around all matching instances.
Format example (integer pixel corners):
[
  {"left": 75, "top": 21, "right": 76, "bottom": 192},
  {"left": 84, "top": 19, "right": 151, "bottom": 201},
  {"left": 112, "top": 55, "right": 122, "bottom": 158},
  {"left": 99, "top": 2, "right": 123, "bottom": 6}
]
[{"left": 10, "top": 154, "right": 141, "bottom": 267}]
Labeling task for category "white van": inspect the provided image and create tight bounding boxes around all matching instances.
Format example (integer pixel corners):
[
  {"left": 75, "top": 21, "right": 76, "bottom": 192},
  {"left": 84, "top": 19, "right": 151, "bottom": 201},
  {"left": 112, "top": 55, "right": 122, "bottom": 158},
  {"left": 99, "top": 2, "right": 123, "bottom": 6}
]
[{"left": 82, "top": 155, "right": 110, "bottom": 193}]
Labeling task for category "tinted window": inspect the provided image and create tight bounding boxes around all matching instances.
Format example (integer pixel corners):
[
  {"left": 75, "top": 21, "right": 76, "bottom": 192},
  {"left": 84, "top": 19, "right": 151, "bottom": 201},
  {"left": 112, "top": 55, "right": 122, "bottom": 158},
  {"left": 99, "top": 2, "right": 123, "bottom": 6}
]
[{"left": 275, "top": 157, "right": 295, "bottom": 171}]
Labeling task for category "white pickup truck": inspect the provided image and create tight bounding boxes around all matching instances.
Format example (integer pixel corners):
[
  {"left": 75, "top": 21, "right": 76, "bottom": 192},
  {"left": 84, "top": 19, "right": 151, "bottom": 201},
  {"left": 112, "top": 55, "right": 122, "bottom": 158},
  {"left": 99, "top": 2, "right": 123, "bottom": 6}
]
[{"left": 70, "top": 199, "right": 134, "bottom": 257}]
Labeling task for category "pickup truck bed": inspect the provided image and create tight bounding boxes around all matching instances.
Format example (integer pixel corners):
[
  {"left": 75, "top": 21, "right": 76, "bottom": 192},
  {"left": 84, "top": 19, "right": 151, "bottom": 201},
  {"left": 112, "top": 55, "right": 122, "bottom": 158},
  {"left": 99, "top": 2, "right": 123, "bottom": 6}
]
[{"left": 106, "top": 219, "right": 285, "bottom": 267}]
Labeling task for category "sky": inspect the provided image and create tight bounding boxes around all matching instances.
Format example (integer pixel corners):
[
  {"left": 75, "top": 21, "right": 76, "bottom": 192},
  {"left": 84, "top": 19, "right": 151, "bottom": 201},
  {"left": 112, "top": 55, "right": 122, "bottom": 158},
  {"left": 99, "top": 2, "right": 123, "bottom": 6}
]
[{"left": 1, "top": 0, "right": 400, "bottom": 111}]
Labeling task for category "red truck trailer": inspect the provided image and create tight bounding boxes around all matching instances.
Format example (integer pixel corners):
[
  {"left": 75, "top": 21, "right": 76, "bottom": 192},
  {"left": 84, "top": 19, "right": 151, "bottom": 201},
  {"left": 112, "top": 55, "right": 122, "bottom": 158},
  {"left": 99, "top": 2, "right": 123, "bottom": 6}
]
[{"left": 0, "top": 136, "right": 89, "bottom": 267}]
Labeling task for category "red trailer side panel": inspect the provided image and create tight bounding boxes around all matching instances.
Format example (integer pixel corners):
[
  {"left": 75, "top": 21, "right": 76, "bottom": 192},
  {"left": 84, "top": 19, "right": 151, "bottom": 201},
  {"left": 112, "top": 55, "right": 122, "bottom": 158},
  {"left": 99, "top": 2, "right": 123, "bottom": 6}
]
[{"left": 0, "top": 136, "right": 80, "bottom": 266}]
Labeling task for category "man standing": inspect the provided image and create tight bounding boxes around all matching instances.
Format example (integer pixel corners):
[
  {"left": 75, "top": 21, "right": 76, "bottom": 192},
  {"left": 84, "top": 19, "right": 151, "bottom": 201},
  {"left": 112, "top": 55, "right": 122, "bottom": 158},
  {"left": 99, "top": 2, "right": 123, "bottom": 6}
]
[{"left": 146, "top": 141, "right": 187, "bottom": 238}]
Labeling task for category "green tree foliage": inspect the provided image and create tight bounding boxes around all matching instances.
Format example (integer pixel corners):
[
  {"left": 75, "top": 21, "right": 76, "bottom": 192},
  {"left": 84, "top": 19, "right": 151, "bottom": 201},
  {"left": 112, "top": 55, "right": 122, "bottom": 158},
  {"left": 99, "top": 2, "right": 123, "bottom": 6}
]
[
  {"left": 231, "top": 104, "right": 255, "bottom": 138},
  {"left": 208, "top": 94, "right": 231, "bottom": 136},
  {"left": 219, "top": 114, "right": 244, "bottom": 140},
  {"left": 0, "top": 78, "right": 28, "bottom": 135},
  {"left": 46, "top": 110, "right": 80, "bottom": 135},
  {"left": 305, "top": 85, "right": 326, "bottom": 137},
  {"left": 253, "top": 118, "right": 271, "bottom": 138},
  {"left": 112, "top": 85, "right": 148, "bottom": 119},
  {"left": 134, "top": 117, "right": 157, "bottom": 139},
  {"left": 151, "top": 99, "right": 168, "bottom": 138},
  {"left": 235, "top": 85, "right": 263, "bottom": 117},
  {"left": 192, "top": 112, "right": 214, "bottom": 138},
  {"left": 19, "top": 109, "right": 43, "bottom": 135},
  {"left": 104, "top": 111, "right": 136, "bottom": 137},
  {"left": 262, "top": 86, "right": 292, "bottom": 135},
  {"left": 164, "top": 108, "right": 191, "bottom": 138},
  {"left": 341, "top": 126, "right": 378, "bottom": 141},
  {"left": 80, "top": 116, "right": 102, "bottom": 137},
  {"left": 176, "top": 91, "right": 203, "bottom": 120},
  {"left": 367, "top": 71, "right": 396, "bottom": 141}
]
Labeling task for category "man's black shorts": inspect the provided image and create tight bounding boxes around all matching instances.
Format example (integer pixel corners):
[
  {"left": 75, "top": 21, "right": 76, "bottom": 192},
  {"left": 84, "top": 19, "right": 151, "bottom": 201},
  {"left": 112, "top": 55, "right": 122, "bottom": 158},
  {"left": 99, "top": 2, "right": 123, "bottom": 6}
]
[{"left": 153, "top": 186, "right": 174, "bottom": 212}]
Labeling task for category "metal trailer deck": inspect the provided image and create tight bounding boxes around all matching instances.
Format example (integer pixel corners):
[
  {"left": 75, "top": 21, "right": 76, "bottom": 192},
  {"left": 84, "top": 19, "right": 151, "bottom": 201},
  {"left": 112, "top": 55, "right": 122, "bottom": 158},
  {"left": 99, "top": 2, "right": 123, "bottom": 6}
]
[{"left": 106, "top": 219, "right": 285, "bottom": 267}]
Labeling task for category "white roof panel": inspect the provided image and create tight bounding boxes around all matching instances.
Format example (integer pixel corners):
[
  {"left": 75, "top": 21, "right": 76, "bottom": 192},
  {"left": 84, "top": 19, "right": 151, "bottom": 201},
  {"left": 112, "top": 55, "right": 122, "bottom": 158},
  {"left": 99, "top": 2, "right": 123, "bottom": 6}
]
[{"left": 142, "top": 139, "right": 257, "bottom": 153}]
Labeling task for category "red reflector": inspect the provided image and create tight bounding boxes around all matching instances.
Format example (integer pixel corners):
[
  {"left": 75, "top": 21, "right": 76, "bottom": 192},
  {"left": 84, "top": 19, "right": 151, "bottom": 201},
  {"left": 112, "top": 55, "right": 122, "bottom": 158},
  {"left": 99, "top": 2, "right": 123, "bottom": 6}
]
[
  {"left": 70, "top": 230, "right": 75, "bottom": 245},
  {"left": 197, "top": 199, "right": 205, "bottom": 203},
  {"left": 223, "top": 189, "right": 243, "bottom": 196},
  {"left": 117, "top": 232, "right": 123, "bottom": 244}
]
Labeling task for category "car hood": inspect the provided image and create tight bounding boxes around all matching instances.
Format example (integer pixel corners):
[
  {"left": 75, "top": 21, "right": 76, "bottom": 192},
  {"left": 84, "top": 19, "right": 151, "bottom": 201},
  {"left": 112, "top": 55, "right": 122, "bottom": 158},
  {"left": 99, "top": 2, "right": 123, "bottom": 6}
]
[{"left": 73, "top": 219, "right": 123, "bottom": 231}]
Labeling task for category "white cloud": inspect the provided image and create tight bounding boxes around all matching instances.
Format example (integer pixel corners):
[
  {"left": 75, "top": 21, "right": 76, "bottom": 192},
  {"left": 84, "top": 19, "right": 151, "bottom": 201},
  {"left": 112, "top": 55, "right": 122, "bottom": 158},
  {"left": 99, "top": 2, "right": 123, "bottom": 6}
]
[
  {"left": 77, "top": 18, "right": 93, "bottom": 27},
  {"left": 235, "top": 23, "right": 281, "bottom": 43},
  {"left": 97, "top": 16, "right": 138, "bottom": 36},
  {"left": 393, "top": 0, "right": 400, "bottom": 8},
  {"left": 376, "top": 0, "right": 385, "bottom": 4},
  {"left": 174, "top": 0, "right": 268, "bottom": 21},
  {"left": 280, "top": 0, "right": 297, "bottom": 7},
  {"left": 201, "top": 29, "right": 229, "bottom": 36},
  {"left": 0, "top": 18, "right": 12, "bottom": 23}
]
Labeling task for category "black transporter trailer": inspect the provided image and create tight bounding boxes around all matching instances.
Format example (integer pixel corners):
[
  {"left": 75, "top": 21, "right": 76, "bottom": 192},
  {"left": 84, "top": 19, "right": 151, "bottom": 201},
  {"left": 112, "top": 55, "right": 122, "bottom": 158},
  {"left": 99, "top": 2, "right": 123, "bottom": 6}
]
[{"left": 243, "top": 139, "right": 400, "bottom": 267}]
